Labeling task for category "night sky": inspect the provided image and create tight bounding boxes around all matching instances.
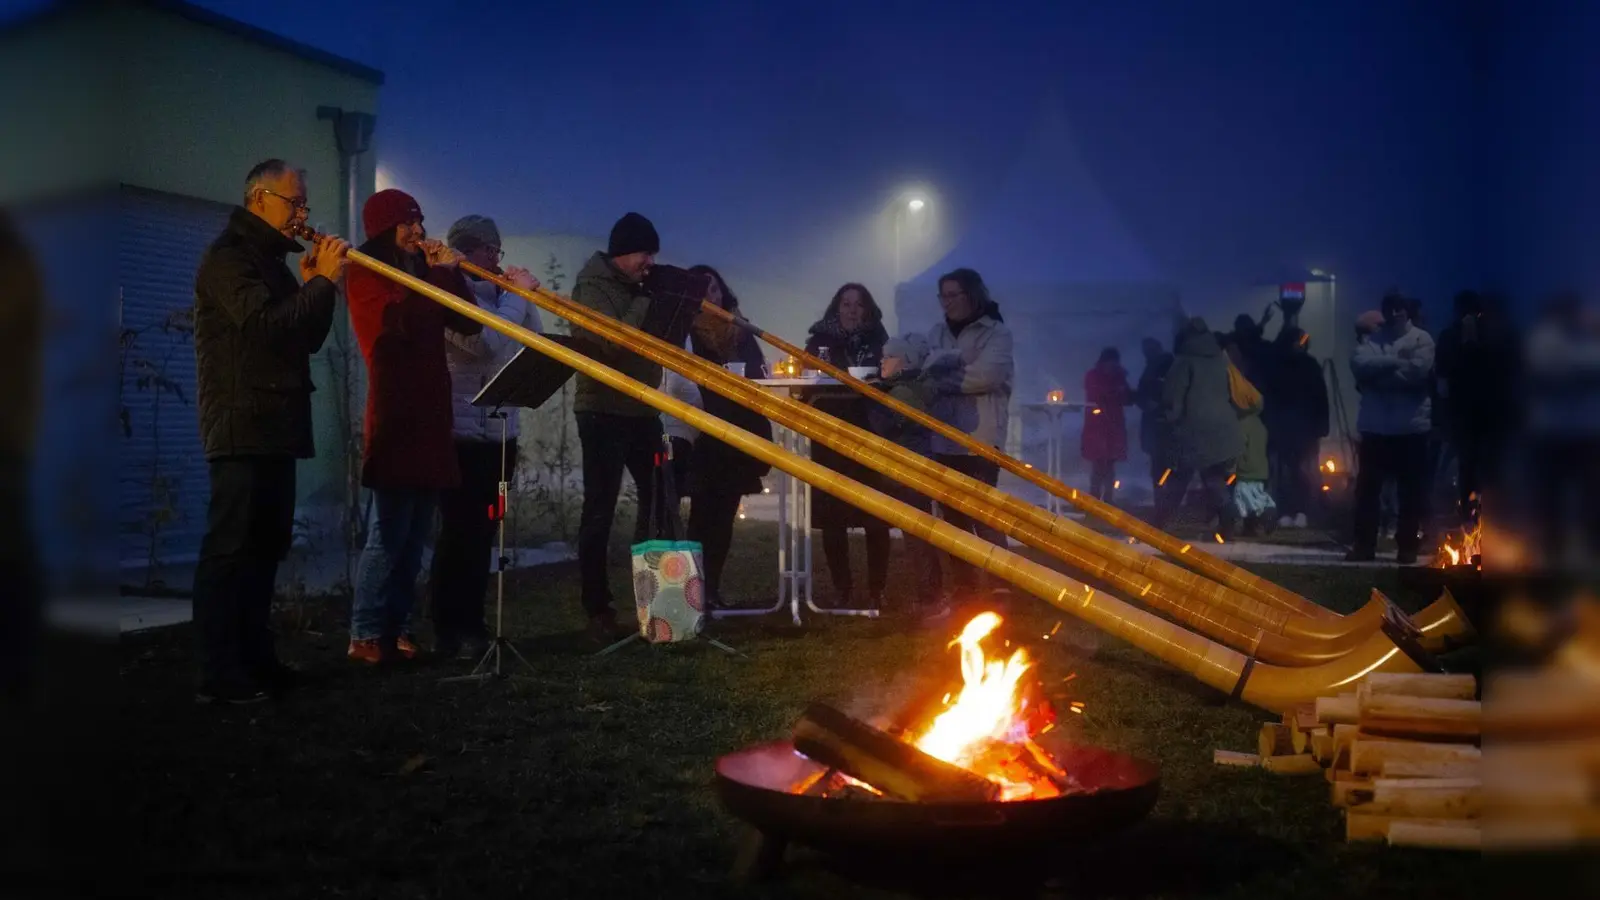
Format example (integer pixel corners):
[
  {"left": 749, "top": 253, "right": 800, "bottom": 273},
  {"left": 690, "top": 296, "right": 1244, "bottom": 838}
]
[{"left": 7, "top": 0, "right": 1596, "bottom": 320}]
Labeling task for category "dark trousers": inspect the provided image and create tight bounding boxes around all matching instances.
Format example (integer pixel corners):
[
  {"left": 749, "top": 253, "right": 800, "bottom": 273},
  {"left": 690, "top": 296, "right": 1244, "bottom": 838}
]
[
  {"left": 688, "top": 478, "right": 743, "bottom": 602},
  {"left": 933, "top": 454, "right": 1006, "bottom": 592},
  {"left": 1089, "top": 459, "right": 1117, "bottom": 504},
  {"left": 0, "top": 459, "right": 41, "bottom": 705},
  {"left": 429, "top": 438, "right": 516, "bottom": 643},
  {"left": 1270, "top": 437, "right": 1319, "bottom": 518},
  {"left": 191, "top": 457, "right": 296, "bottom": 688},
  {"left": 1152, "top": 461, "right": 1236, "bottom": 532},
  {"left": 1352, "top": 432, "right": 1429, "bottom": 555},
  {"left": 820, "top": 525, "right": 890, "bottom": 600},
  {"left": 577, "top": 412, "right": 676, "bottom": 617}
]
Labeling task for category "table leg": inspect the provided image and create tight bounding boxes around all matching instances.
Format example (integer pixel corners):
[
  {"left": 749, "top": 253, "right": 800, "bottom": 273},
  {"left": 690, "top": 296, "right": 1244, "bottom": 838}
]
[{"left": 712, "top": 420, "right": 790, "bottom": 620}]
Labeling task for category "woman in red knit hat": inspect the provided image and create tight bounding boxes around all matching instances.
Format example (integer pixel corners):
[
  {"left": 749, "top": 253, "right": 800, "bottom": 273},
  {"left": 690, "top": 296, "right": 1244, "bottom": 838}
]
[{"left": 345, "top": 188, "right": 484, "bottom": 664}]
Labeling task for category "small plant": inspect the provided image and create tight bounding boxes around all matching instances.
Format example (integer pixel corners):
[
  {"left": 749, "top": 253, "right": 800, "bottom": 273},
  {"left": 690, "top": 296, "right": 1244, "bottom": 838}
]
[{"left": 119, "top": 305, "right": 196, "bottom": 588}]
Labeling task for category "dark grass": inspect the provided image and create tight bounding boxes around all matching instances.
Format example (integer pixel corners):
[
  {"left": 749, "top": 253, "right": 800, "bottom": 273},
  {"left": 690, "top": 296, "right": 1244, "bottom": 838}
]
[{"left": 86, "top": 522, "right": 1525, "bottom": 898}]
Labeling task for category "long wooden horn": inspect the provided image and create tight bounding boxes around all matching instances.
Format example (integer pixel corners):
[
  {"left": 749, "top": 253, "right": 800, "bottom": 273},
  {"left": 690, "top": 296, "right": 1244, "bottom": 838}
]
[
  {"left": 461, "top": 262, "right": 1468, "bottom": 663},
  {"left": 344, "top": 248, "right": 1429, "bottom": 712},
  {"left": 696, "top": 300, "right": 1321, "bottom": 616}
]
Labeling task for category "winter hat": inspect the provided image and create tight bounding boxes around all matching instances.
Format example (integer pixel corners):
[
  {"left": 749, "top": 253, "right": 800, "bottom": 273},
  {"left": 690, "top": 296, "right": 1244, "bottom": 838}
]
[
  {"left": 1355, "top": 310, "right": 1385, "bottom": 335},
  {"left": 882, "top": 332, "right": 930, "bottom": 370},
  {"left": 447, "top": 215, "right": 500, "bottom": 252},
  {"left": 363, "top": 188, "right": 423, "bottom": 237},
  {"left": 607, "top": 212, "right": 660, "bottom": 257}
]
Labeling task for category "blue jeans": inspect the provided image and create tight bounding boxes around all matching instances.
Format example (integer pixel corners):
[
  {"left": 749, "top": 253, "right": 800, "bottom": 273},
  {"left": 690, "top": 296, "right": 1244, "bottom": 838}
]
[{"left": 351, "top": 489, "right": 437, "bottom": 642}]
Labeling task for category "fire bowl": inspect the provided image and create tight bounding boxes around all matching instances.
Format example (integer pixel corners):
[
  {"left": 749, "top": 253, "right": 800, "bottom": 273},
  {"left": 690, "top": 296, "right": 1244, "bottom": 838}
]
[{"left": 714, "top": 739, "right": 1160, "bottom": 861}]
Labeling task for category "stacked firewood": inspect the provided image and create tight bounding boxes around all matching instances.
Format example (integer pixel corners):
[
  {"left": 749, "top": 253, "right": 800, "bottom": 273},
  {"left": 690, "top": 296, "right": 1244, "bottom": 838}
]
[{"left": 1215, "top": 673, "right": 1485, "bottom": 849}]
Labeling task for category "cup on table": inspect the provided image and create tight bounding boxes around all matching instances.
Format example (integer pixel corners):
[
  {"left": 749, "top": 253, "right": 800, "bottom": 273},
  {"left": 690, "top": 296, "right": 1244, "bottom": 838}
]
[
  {"left": 724, "top": 361, "right": 746, "bottom": 377},
  {"left": 848, "top": 365, "right": 877, "bottom": 380}
]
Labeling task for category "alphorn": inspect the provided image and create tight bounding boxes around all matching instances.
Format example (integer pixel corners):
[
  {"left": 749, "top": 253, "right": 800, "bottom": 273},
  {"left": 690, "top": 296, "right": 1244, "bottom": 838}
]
[
  {"left": 330, "top": 235, "right": 1427, "bottom": 712},
  {"left": 459, "top": 261, "right": 1462, "bottom": 664}
]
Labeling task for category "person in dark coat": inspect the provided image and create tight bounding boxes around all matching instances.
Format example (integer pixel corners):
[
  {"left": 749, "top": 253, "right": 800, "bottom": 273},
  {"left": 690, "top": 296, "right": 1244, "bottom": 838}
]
[
  {"left": 804, "top": 282, "right": 891, "bottom": 607},
  {"left": 1081, "top": 347, "right": 1134, "bottom": 504},
  {"left": 189, "top": 160, "right": 349, "bottom": 703},
  {"left": 568, "top": 213, "right": 677, "bottom": 642},
  {"left": 1151, "top": 318, "right": 1242, "bottom": 536},
  {"left": 1435, "top": 290, "right": 1517, "bottom": 523},
  {"left": 345, "top": 188, "right": 482, "bottom": 664},
  {"left": 684, "top": 265, "right": 772, "bottom": 608},
  {"left": 1269, "top": 328, "right": 1330, "bottom": 528},
  {"left": 1134, "top": 337, "right": 1174, "bottom": 497}
]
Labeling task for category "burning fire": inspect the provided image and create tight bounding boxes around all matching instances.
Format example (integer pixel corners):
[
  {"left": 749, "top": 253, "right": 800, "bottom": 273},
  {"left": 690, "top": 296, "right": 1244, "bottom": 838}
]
[
  {"left": 1434, "top": 519, "right": 1482, "bottom": 569},
  {"left": 908, "top": 612, "right": 1069, "bottom": 801},
  {"left": 1323, "top": 459, "right": 1337, "bottom": 473}
]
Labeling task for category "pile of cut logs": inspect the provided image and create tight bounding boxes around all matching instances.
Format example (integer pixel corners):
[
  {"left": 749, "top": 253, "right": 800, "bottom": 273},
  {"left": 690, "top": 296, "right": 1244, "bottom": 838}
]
[{"left": 1215, "top": 672, "right": 1484, "bottom": 850}]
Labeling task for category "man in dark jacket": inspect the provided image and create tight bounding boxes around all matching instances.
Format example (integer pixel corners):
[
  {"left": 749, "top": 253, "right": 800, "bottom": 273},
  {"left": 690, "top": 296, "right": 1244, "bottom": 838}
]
[
  {"left": 1269, "top": 328, "right": 1330, "bottom": 528},
  {"left": 190, "top": 159, "right": 348, "bottom": 703},
  {"left": 1152, "top": 319, "right": 1242, "bottom": 536},
  {"left": 569, "top": 212, "right": 675, "bottom": 642}
]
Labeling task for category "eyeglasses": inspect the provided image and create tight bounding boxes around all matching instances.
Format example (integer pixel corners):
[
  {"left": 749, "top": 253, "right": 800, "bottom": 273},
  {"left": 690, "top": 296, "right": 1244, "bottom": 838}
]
[{"left": 258, "top": 188, "right": 308, "bottom": 212}]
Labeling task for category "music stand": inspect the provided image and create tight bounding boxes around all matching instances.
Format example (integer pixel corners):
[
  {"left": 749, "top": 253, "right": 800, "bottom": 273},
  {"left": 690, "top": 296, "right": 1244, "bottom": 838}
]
[{"left": 440, "top": 336, "right": 582, "bottom": 686}]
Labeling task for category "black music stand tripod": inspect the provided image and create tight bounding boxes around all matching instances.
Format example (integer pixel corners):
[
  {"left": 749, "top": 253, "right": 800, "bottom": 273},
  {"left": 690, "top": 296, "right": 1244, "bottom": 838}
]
[{"left": 441, "top": 341, "right": 582, "bottom": 686}]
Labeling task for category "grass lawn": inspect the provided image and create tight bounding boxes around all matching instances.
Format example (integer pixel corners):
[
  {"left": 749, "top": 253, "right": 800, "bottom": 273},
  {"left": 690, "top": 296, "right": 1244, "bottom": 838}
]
[{"left": 96, "top": 522, "right": 1525, "bottom": 898}]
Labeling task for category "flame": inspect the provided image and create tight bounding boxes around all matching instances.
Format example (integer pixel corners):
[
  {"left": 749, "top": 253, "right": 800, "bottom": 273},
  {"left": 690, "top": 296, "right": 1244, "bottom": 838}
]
[
  {"left": 910, "top": 612, "right": 1058, "bottom": 801},
  {"left": 1047, "top": 390, "right": 1065, "bottom": 403},
  {"left": 1434, "top": 519, "right": 1483, "bottom": 570},
  {"left": 1323, "top": 459, "right": 1337, "bottom": 473}
]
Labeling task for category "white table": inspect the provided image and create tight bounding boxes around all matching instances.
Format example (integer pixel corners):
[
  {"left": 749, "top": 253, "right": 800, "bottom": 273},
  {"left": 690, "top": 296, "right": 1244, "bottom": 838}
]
[
  {"left": 711, "top": 376, "right": 881, "bottom": 625},
  {"left": 1022, "top": 400, "right": 1086, "bottom": 515}
]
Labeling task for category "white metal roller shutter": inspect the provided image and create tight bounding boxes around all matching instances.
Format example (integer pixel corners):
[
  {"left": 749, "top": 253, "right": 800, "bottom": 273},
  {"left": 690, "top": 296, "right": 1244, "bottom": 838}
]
[{"left": 119, "top": 186, "right": 231, "bottom": 576}]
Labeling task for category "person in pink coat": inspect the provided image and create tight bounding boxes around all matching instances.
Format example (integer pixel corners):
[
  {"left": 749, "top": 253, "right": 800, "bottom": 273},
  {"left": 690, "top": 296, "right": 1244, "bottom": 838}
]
[{"left": 1081, "top": 347, "right": 1135, "bottom": 503}]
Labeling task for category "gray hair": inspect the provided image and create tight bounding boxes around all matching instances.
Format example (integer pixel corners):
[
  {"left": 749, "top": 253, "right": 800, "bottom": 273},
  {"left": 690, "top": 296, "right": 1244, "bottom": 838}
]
[{"left": 243, "top": 159, "right": 301, "bottom": 205}]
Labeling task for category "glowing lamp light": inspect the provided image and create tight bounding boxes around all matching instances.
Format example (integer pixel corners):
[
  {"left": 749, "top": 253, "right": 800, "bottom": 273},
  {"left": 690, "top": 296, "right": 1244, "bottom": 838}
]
[
  {"left": 1047, "top": 390, "right": 1065, "bottom": 404},
  {"left": 908, "top": 198, "right": 926, "bottom": 211},
  {"left": 1323, "top": 459, "right": 1337, "bottom": 473}
]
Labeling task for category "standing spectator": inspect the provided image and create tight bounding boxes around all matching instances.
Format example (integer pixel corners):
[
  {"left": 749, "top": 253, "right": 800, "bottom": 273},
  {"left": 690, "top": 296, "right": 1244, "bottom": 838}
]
[
  {"left": 1134, "top": 337, "right": 1174, "bottom": 498},
  {"left": 1081, "top": 347, "right": 1133, "bottom": 504},
  {"left": 1151, "top": 318, "right": 1241, "bottom": 538},
  {"left": 190, "top": 160, "right": 348, "bottom": 701},
  {"left": 925, "top": 268, "right": 1015, "bottom": 599},
  {"left": 1271, "top": 328, "right": 1330, "bottom": 528},
  {"left": 1436, "top": 289, "right": 1518, "bottom": 523},
  {"left": 1224, "top": 340, "right": 1277, "bottom": 535},
  {"left": 429, "top": 214, "right": 541, "bottom": 660},
  {"left": 1347, "top": 292, "right": 1435, "bottom": 563},
  {"left": 345, "top": 188, "right": 482, "bottom": 664},
  {"left": 805, "top": 283, "right": 891, "bottom": 608},
  {"left": 684, "top": 265, "right": 771, "bottom": 609}
]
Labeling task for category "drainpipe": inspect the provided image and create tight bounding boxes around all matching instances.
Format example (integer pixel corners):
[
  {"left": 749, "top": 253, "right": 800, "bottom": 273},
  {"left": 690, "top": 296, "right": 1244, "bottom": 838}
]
[{"left": 316, "top": 106, "right": 376, "bottom": 241}]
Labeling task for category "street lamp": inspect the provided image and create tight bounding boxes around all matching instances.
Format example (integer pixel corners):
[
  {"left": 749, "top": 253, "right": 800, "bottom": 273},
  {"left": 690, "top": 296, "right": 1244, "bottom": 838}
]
[{"left": 893, "top": 195, "right": 927, "bottom": 283}]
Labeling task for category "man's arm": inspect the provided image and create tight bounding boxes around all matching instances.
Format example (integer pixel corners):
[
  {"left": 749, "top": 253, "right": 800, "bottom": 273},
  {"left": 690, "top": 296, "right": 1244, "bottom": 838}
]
[
  {"left": 1349, "top": 338, "right": 1399, "bottom": 386},
  {"left": 428, "top": 266, "right": 483, "bottom": 336},
  {"left": 1389, "top": 331, "right": 1435, "bottom": 387},
  {"left": 203, "top": 251, "right": 337, "bottom": 348}
]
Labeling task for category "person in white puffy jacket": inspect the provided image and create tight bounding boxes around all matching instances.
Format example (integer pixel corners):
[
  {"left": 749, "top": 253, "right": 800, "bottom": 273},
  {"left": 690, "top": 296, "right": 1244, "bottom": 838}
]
[{"left": 428, "top": 215, "right": 542, "bottom": 659}]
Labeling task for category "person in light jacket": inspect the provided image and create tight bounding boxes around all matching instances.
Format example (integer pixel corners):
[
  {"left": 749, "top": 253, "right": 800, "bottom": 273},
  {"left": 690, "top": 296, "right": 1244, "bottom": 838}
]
[
  {"left": 1347, "top": 292, "right": 1435, "bottom": 563},
  {"left": 924, "top": 267, "right": 1014, "bottom": 600},
  {"left": 427, "top": 215, "right": 542, "bottom": 660},
  {"left": 1151, "top": 319, "right": 1241, "bottom": 536}
]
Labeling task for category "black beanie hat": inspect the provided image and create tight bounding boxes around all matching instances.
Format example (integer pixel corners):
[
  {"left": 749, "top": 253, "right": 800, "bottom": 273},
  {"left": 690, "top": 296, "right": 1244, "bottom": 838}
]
[{"left": 607, "top": 212, "right": 660, "bottom": 257}]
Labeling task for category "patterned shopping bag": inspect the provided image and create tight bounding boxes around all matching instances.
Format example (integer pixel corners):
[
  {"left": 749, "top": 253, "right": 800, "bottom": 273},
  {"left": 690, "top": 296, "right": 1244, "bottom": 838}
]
[{"left": 629, "top": 436, "right": 705, "bottom": 643}]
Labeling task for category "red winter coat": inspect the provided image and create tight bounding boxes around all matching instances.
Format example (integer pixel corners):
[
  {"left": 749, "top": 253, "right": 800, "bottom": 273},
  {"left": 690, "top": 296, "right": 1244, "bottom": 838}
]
[
  {"left": 346, "top": 252, "right": 481, "bottom": 491},
  {"left": 1080, "top": 362, "right": 1132, "bottom": 462}
]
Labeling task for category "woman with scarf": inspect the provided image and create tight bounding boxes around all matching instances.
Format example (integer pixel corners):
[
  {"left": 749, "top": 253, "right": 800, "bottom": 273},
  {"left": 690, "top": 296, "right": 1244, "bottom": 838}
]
[
  {"left": 683, "top": 265, "right": 771, "bottom": 608},
  {"left": 804, "top": 283, "right": 891, "bottom": 608},
  {"left": 344, "top": 189, "right": 483, "bottom": 664}
]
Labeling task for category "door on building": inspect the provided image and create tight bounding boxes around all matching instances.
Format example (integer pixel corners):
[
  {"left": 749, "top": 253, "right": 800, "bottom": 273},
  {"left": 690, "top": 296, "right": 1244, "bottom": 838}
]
[{"left": 119, "top": 186, "right": 233, "bottom": 589}]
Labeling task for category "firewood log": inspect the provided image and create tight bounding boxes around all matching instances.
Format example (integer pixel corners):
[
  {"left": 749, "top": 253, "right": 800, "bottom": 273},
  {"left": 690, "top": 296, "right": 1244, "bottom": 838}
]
[
  {"left": 1310, "top": 731, "right": 1334, "bottom": 763},
  {"left": 1345, "top": 813, "right": 1465, "bottom": 843},
  {"left": 1349, "top": 739, "right": 1481, "bottom": 778},
  {"left": 792, "top": 702, "right": 1001, "bottom": 803},
  {"left": 1315, "top": 692, "right": 1359, "bottom": 726},
  {"left": 1331, "top": 777, "right": 1374, "bottom": 807},
  {"left": 1386, "top": 820, "right": 1481, "bottom": 850},
  {"left": 1345, "top": 777, "right": 1482, "bottom": 818},
  {"left": 1262, "top": 753, "right": 1321, "bottom": 775},
  {"left": 1213, "top": 749, "right": 1260, "bottom": 767},
  {"left": 1360, "top": 672, "right": 1478, "bottom": 701},
  {"left": 1483, "top": 671, "right": 1600, "bottom": 740},
  {"left": 1259, "top": 723, "right": 1295, "bottom": 758},
  {"left": 1359, "top": 694, "right": 1481, "bottom": 743}
]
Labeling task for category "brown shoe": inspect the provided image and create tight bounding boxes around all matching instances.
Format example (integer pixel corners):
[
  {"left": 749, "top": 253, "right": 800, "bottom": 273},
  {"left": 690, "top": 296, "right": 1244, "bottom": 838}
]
[{"left": 347, "top": 639, "right": 381, "bottom": 665}]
